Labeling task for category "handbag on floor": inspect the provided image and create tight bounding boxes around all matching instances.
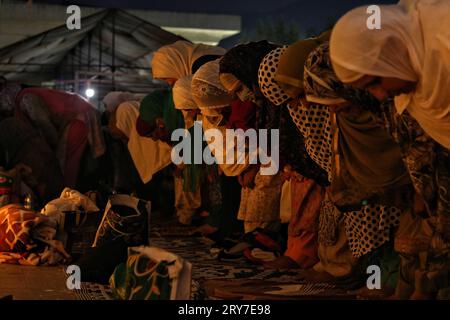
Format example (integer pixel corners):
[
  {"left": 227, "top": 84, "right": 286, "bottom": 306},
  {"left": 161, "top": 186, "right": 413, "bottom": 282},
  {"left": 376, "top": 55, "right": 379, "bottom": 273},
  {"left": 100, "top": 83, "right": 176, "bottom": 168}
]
[
  {"left": 93, "top": 194, "right": 151, "bottom": 247},
  {"left": 110, "top": 246, "right": 192, "bottom": 300}
]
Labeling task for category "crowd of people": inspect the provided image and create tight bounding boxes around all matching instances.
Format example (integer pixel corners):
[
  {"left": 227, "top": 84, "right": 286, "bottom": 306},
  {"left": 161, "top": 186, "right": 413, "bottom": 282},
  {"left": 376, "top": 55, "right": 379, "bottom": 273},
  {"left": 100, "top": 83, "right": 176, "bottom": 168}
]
[{"left": 0, "top": 0, "right": 449, "bottom": 299}]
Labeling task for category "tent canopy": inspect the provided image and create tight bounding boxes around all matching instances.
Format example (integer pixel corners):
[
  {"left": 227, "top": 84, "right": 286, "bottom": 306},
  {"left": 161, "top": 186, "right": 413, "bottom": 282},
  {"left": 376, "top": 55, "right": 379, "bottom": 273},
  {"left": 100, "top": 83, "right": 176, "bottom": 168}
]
[{"left": 0, "top": 9, "right": 185, "bottom": 94}]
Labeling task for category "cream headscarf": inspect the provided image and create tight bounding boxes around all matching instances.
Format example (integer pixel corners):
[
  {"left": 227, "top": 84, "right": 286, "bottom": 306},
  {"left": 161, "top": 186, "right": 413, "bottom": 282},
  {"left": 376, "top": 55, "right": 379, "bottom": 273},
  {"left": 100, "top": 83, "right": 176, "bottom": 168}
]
[
  {"left": 103, "top": 91, "right": 141, "bottom": 113},
  {"left": 151, "top": 40, "right": 226, "bottom": 80},
  {"left": 173, "top": 75, "right": 198, "bottom": 129},
  {"left": 115, "top": 101, "right": 172, "bottom": 183},
  {"left": 330, "top": 0, "right": 450, "bottom": 149},
  {"left": 172, "top": 75, "right": 198, "bottom": 110}
]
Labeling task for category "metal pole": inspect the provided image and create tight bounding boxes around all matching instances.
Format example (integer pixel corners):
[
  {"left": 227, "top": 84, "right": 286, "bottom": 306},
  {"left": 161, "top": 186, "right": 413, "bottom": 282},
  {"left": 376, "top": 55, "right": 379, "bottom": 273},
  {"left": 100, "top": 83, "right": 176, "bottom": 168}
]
[
  {"left": 75, "top": 71, "right": 79, "bottom": 93},
  {"left": 112, "top": 10, "right": 116, "bottom": 91},
  {"left": 99, "top": 21, "right": 102, "bottom": 73},
  {"left": 88, "top": 33, "right": 92, "bottom": 70}
]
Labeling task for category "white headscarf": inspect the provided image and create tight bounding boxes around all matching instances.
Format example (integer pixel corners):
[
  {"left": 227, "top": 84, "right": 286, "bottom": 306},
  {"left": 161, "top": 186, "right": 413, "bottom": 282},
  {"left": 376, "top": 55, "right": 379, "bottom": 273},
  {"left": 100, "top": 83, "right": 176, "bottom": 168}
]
[
  {"left": 115, "top": 101, "right": 172, "bottom": 183},
  {"left": 151, "top": 40, "right": 226, "bottom": 80},
  {"left": 330, "top": 0, "right": 450, "bottom": 149},
  {"left": 172, "top": 75, "right": 198, "bottom": 110}
]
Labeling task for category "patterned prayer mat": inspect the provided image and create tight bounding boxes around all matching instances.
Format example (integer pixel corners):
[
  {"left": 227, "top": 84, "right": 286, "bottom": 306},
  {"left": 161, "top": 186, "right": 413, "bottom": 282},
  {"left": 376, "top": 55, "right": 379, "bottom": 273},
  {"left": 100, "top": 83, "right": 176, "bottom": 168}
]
[{"left": 74, "top": 234, "right": 349, "bottom": 300}]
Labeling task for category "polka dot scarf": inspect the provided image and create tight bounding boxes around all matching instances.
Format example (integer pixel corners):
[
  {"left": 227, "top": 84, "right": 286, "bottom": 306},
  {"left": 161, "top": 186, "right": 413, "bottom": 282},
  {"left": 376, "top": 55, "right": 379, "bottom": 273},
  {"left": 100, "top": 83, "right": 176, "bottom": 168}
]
[{"left": 258, "top": 47, "right": 291, "bottom": 106}]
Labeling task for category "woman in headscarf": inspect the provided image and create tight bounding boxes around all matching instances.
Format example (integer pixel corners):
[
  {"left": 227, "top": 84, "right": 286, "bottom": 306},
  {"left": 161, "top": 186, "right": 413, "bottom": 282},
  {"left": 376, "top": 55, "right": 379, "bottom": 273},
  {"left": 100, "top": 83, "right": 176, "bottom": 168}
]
[
  {"left": 13, "top": 87, "right": 105, "bottom": 189},
  {"left": 0, "top": 78, "right": 22, "bottom": 119},
  {"left": 113, "top": 101, "right": 172, "bottom": 184},
  {"left": 192, "top": 59, "right": 282, "bottom": 234},
  {"left": 173, "top": 75, "right": 239, "bottom": 237},
  {"left": 152, "top": 40, "right": 226, "bottom": 85},
  {"left": 171, "top": 76, "right": 203, "bottom": 226},
  {"left": 257, "top": 45, "right": 332, "bottom": 270},
  {"left": 140, "top": 41, "right": 226, "bottom": 225},
  {"left": 268, "top": 35, "right": 359, "bottom": 280},
  {"left": 0, "top": 117, "right": 63, "bottom": 204},
  {"left": 330, "top": 0, "right": 450, "bottom": 151},
  {"left": 138, "top": 40, "right": 226, "bottom": 136},
  {"left": 303, "top": 42, "right": 415, "bottom": 296},
  {"left": 138, "top": 89, "right": 185, "bottom": 142},
  {"left": 219, "top": 41, "right": 278, "bottom": 114},
  {"left": 218, "top": 42, "right": 286, "bottom": 233},
  {"left": 330, "top": 1, "right": 450, "bottom": 297}
]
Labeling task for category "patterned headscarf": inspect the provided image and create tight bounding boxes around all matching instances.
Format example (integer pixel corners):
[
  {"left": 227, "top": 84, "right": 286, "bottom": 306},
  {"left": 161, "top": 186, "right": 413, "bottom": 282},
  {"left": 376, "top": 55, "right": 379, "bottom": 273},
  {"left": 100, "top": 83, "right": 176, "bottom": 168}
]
[
  {"left": 151, "top": 40, "right": 226, "bottom": 80},
  {"left": 304, "top": 42, "right": 379, "bottom": 110},
  {"left": 191, "top": 60, "right": 234, "bottom": 111},
  {"left": 219, "top": 41, "right": 278, "bottom": 89},
  {"left": 258, "top": 46, "right": 291, "bottom": 106},
  {"left": 304, "top": 42, "right": 410, "bottom": 193}
]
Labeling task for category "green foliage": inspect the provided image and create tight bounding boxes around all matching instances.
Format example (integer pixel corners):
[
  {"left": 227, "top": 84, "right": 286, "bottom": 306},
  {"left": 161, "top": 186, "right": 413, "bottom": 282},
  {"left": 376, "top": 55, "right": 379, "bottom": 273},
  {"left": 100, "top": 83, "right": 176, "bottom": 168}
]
[
  {"left": 240, "top": 17, "right": 299, "bottom": 45},
  {"left": 238, "top": 15, "right": 337, "bottom": 45}
]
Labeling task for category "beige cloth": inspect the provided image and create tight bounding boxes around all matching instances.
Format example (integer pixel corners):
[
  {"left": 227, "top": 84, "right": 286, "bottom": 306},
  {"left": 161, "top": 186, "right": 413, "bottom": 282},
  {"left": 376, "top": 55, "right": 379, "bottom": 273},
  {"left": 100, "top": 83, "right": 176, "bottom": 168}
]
[
  {"left": 330, "top": 0, "right": 450, "bottom": 150},
  {"left": 115, "top": 101, "right": 172, "bottom": 183},
  {"left": 314, "top": 219, "right": 357, "bottom": 277},
  {"left": 152, "top": 40, "right": 226, "bottom": 80},
  {"left": 238, "top": 170, "right": 283, "bottom": 233}
]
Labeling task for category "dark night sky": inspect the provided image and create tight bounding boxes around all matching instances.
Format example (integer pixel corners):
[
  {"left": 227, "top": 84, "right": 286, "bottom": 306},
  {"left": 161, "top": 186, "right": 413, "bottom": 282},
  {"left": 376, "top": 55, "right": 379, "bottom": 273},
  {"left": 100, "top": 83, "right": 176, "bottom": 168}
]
[
  {"left": 33, "top": 0, "right": 398, "bottom": 15},
  {"left": 33, "top": 0, "right": 398, "bottom": 43}
]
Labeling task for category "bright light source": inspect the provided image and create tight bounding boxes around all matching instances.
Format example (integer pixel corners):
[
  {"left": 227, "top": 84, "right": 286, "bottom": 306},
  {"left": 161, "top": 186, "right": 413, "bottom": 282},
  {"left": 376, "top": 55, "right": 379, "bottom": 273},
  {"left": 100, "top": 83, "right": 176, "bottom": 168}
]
[{"left": 85, "top": 88, "right": 95, "bottom": 98}]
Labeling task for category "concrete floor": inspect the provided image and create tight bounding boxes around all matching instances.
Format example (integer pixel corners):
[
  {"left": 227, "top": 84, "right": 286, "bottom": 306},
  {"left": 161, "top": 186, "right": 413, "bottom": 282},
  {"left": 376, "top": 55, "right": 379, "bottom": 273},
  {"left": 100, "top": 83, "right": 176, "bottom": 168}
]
[{"left": 0, "top": 264, "right": 76, "bottom": 300}]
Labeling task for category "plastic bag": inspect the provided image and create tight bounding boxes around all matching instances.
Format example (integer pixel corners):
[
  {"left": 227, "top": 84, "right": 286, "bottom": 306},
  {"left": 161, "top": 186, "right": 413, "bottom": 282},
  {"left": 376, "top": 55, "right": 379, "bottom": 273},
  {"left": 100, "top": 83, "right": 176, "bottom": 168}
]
[
  {"left": 93, "top": 194, "right": 150, "bottom": 247},
  {"left": 110, "top": 246, "right": 192, "bottom": 300}
]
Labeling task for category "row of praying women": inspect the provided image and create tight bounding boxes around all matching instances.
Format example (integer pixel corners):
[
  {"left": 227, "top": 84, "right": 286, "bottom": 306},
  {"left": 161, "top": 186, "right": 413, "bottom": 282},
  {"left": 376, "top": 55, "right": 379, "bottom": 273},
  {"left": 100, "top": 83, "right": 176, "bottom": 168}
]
[
  {"left": 104, "top": 0, "right": 449, "bottom": 299},
  {"left": 0, "top": 0, "right": 446, "bottom": 299}
]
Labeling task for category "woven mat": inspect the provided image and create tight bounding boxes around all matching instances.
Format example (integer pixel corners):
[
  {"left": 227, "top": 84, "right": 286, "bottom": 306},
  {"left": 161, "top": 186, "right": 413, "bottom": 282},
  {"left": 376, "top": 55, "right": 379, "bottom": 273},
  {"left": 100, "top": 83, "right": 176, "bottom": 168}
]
[
  {"left": 75, "top": 282, "right": 114, "bottom": 300},
  {"left": 75, "top": 234, "right": 347, "bottom": 300}
]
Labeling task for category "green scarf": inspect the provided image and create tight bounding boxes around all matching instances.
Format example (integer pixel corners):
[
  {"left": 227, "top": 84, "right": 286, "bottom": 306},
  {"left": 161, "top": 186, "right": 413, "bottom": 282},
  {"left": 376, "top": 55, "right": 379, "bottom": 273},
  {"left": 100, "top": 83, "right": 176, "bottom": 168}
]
[
  {"left": 140, "top": 89, "right": 184, "bottom": 134},
  {"left": 182, "top": 123, "right": 206, "bottom": 193}
]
